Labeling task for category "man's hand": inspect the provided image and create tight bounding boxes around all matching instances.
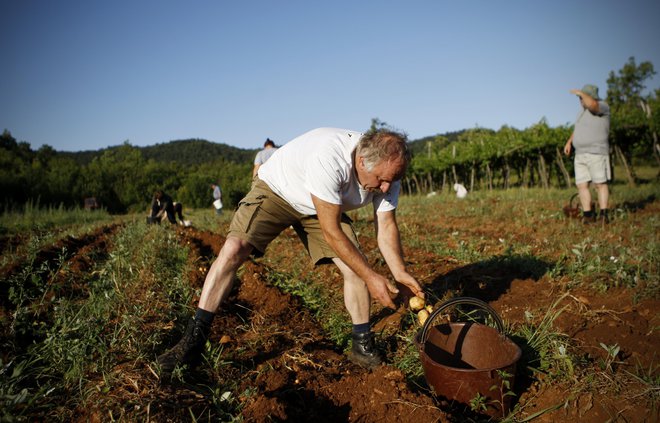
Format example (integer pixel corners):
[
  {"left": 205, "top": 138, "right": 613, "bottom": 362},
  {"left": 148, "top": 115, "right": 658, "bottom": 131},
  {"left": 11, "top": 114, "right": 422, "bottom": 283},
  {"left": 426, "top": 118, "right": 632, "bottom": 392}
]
[
  {"left": 564, "top": 133, "right": 574, "bottom": 156},
  {"left": 374, "top": 209, "right": 424, "bottom": 305},
  {"left": 364, "top": 273, "right": 399, "bottom": 309},
  {"left": 395, "top": 271, "right": 425, "bottom": 300}
]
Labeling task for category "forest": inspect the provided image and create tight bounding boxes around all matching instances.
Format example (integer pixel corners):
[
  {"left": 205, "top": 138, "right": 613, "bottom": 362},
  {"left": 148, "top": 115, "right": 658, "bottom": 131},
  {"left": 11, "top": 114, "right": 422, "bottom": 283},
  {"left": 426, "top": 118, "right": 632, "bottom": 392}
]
[{"left": 1, "top": 57, "right": 658, "bottom": 216}]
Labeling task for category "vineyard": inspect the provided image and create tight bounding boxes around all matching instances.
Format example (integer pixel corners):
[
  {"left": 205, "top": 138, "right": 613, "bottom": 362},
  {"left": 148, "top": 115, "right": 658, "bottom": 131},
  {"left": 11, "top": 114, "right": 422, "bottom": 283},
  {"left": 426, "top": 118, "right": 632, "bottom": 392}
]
[
  {"left": 1, "top": 182, "right": 658, "bottom": 422},
  {"left": 403, "top": 120, "right": 653, "bottom": 195}
]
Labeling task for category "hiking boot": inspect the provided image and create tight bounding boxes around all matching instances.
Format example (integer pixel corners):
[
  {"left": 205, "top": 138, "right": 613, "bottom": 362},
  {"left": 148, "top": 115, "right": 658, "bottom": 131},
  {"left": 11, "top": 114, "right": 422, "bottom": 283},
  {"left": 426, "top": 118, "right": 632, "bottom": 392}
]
[
  {"left": 157, "top": 317, "right": 210, "bottom": 373},
  {"left": 581, "top": 213, "right": 596, "bottom": 225},
  {"left": 349, "top": 332, "right": 382, "bottom": 369}
]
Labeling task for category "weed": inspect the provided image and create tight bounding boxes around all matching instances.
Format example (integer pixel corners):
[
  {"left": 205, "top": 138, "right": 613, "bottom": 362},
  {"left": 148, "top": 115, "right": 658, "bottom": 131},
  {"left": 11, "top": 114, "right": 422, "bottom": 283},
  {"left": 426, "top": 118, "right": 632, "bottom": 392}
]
[
  {"left": 511, "top": 294, "right": 574, "bottom": 381},
  {"left": 489, "top": 369, "right": 517, "bottom": 413},
  {"left": 469, "top": 392, "right": 488, "bottom": 413},
  {"left": 599, "top": 343, "right": 621, "bottom": 372}
]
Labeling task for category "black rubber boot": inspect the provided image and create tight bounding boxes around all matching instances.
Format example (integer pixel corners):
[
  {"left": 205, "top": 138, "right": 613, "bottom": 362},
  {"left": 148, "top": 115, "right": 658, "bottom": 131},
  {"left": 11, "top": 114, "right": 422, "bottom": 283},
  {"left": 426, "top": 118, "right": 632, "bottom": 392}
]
[
  {"left": 157, "top": 317, "right": 210, "bottom": 373},
  {"left": 349, "top": 332, "right": 382, "bottom": 369}
]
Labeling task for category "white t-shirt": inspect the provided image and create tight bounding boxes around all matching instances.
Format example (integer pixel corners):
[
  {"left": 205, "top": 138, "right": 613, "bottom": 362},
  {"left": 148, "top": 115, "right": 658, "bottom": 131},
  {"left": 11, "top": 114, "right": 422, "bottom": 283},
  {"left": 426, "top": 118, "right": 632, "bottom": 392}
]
[{"left": 258, "top": 127, "right": 400, "bottom": 216}]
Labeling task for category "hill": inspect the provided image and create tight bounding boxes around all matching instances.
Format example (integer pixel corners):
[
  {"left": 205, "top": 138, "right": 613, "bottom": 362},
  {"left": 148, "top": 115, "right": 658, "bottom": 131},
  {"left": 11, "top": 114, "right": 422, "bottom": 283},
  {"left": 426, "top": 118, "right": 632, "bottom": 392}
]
[
  {"left": 60, "top": 138, "right": 257, "bottom": 166},
  {"left": 53, "top": 130, "right": 473, "bottom": 167},
  {"left": 407, "top": 129, "right": 467, "bottom": 156}
]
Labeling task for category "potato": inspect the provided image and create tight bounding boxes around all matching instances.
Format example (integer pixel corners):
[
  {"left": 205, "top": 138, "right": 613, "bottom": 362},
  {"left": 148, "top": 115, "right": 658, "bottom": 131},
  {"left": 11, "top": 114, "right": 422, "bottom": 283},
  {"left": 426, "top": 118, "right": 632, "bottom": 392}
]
[
  {"left": 409, "top": 296, "right": 425, "bottom": 311},
  {"left": 425, "top": 305, "right": 433, "bottom": 313},
  {"left": 417, "top": 309, "right": 430, "bottom": 325}
]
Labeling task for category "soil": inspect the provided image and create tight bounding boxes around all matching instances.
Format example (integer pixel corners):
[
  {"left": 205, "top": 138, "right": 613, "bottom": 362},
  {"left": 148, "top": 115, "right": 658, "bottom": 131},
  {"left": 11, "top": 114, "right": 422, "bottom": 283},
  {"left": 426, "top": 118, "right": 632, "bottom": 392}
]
[{"left": 1, "top": 201, "right": 658, "bottom": 422}]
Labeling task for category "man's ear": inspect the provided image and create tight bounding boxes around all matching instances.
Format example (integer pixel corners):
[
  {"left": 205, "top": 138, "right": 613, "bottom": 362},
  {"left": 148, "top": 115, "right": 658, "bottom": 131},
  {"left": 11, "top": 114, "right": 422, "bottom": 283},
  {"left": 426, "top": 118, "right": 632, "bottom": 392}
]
[{"left": 356, "top": 155, "right": 365, "bottom": 171}]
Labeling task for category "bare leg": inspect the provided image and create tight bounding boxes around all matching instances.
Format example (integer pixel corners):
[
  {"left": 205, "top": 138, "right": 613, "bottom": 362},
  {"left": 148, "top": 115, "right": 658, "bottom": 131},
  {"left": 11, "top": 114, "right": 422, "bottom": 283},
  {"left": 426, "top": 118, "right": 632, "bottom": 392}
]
[
  {"left": 594, "top": 182, "right": 609, "bottom": 210},
  {"left": 577, "top": 182, "right": 592, "bottom": 211},
  {"left": 333, "top": 257, "right": 370, "bottom": 325},
  {"left": 198, "top": 236, "right": 253, "bottom": 312}
]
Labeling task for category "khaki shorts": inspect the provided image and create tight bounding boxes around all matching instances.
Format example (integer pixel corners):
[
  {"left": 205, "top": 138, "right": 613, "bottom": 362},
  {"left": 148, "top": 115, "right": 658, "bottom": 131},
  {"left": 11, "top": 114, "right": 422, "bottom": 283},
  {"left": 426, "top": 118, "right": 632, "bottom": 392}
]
[
  {"left": 228, "top": 178, "right": 360, "bottom": 264},
  {"left": 574, "top": 153, "right": 611, "bottom": 185}
]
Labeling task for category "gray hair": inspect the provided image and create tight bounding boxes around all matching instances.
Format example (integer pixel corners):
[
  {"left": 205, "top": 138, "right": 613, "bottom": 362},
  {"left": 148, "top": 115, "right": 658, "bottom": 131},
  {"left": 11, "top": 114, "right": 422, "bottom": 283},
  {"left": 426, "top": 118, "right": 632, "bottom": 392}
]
[{"left": 356, "top": 129, "right": 410, "bottom": 177}]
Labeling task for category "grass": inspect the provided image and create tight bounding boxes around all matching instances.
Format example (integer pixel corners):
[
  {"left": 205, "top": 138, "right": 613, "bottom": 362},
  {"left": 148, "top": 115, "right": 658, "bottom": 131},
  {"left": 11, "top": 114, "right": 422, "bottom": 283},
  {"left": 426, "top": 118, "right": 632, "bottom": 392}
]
[{"left": 0, "top": 200, "right": 115, "bottom": 235}]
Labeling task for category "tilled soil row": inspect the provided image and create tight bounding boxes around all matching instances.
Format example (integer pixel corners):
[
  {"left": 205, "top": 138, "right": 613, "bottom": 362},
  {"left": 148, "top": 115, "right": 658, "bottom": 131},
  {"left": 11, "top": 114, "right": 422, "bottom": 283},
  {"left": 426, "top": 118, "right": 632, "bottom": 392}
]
[{"left": 0, "top": 224, "right": 121, "bottom": 309}]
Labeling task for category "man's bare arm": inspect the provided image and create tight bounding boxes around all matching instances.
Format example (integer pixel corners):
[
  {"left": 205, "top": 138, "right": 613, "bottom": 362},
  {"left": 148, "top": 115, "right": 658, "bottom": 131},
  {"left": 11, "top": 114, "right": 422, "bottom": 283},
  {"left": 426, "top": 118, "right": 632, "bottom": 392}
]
[
  {"left": 312, "top": 194, "right": 398, "bottom": 308},
  {"left": 375, "top": 209, "right": 424, "bottom": 299}
]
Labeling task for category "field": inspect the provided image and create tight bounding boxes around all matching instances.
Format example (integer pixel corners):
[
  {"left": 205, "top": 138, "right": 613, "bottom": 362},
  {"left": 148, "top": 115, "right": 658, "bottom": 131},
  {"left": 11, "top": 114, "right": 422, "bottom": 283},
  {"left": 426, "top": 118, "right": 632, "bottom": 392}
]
[{"left": 1, "top": 183, "right": 659, "bottom": 422}]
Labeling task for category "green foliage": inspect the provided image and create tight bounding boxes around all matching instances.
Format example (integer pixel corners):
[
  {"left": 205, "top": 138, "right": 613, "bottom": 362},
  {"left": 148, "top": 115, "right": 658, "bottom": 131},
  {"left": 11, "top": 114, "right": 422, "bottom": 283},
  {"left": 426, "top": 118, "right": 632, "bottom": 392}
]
[
  {"left": 141, "top": 138, "right": 256, "bottom": 165},
  {"left": 407, "top": 121, "right": 574, "bottom": 193},
  {"left": 1, "top": 135, "right": 254, "bottom": 214},
  {"left": 60, "top": 137, "right": 256, "bottom": 166}
]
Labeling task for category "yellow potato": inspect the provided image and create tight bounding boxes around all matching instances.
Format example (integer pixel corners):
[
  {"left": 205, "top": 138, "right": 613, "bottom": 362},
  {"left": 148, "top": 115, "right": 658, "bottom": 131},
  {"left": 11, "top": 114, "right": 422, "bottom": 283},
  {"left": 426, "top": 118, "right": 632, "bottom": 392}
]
[
  {"left": 409, "top": 296, "right": 425, "bottom": 311},
  {"left": 418, "top": 309, "right": 430, "bottom": 325},
  {"left": 425, "top": 305, "right": 433, "bottom": 313}
]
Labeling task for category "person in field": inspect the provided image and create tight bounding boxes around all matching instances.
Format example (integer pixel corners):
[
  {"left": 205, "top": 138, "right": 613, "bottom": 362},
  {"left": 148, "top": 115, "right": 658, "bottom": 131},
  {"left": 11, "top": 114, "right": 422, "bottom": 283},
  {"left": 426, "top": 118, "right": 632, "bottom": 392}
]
[
  {"left": 157, "top": 127, "right": 424, "bottom": 372},
  {"left": 211, "top": 183, "right": 223, "bottom": 215},
  {"left": 563, "top": 84, "right": 611, "bottom": 224},
  {"left": 149, "top": 190, "right": 185, "bottom": 225},
  {"left": 252, "top": 138, "right": 278, "bottom": 177}
]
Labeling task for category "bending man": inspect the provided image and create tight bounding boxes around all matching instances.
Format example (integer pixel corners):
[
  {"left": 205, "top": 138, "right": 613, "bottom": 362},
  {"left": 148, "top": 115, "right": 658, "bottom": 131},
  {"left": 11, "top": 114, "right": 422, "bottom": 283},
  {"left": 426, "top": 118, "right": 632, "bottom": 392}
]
[{"left": 157, "top": 127, "right": 424, "bottom": 371}]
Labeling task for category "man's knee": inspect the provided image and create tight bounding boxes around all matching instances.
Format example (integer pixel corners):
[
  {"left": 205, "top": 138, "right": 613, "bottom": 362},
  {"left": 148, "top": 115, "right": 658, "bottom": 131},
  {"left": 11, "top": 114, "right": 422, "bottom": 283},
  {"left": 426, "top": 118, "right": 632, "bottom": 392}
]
[
  {"left": 221, "top": 237, "right": 253, "bottom": 262},
  {"left": 333, "top": 258, "right": 364, "bottom": 284},
  {"left": 576, "top": 182, "right": 590, "bottom": 189}
]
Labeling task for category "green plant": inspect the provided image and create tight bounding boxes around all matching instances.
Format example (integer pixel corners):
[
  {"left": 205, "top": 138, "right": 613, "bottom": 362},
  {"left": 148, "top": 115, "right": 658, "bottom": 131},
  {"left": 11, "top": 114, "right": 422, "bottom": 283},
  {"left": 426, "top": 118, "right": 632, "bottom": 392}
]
[
  {"left": 469, "top": 392, "right": 488, "bottom": 413},
  {"left": 599, "top": 343, "right": 621, "bottom": 372},
  {"left": 489, "top": 369, "right": 517, "bottom": 413}
]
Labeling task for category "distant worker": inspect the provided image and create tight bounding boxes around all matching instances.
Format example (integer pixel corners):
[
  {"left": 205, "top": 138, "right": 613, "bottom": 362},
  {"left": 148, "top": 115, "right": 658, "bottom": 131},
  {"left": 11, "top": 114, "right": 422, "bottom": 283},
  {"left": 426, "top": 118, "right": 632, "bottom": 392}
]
[
  {"left": 149, "top": 190, "right": 185, "bottom": 225},
  {"left": 211, "top": 183, "right": 223, "bottom": 215},
  {"left": 563, "top": 84, "right": 611, "bottom": 224},
  {"left": 252, "top": 138, "right": 278, "bottom": 177},
  {"left": 453, "top": 183, "right": 468, "bottom": 199}
]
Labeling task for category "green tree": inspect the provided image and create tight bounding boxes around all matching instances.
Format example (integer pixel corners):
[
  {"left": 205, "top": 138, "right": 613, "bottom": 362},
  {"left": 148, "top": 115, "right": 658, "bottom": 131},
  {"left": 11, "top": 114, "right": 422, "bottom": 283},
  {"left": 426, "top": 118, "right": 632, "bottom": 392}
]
[{"left": 606, "top": 57, "right": 658, "bottom": 184}]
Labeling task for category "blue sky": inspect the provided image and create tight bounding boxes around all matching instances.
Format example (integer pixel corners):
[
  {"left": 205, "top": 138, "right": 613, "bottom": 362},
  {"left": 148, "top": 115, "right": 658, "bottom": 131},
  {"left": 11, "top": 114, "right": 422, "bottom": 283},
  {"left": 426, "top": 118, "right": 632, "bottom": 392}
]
[{"left": 2, "top": 1, "right": 659, "bottom": 152}]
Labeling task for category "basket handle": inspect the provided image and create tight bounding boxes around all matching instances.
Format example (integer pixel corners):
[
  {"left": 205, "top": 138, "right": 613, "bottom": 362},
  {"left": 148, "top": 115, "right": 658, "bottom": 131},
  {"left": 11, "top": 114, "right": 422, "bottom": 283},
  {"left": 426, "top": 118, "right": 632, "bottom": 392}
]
[
  {"left": 569, "top": 193, "right": 579, "bottom": 208},
  {"left": 418, "top": 297, "right": 504, "bottom": 345}
]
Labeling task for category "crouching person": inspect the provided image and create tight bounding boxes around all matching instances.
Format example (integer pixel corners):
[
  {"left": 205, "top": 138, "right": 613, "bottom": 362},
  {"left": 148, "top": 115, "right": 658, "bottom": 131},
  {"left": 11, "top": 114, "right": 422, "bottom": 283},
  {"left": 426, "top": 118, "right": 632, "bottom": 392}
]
[
  {"left": 148, "top": 190, "right": 185, "bottom": 225},
  {"left": 156, "top": 127, "right": 424, "bottom": 372}
]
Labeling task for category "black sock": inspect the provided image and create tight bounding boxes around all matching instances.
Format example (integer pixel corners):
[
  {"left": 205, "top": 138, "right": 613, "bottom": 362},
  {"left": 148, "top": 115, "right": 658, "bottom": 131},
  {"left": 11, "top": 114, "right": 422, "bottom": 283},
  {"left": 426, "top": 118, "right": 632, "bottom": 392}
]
[
  {"left": 194, "top": 308, "right": 215, "bottom": 326},
  {"left": 583, "top": 210, "right": 594, "bottom": 217},
  {"left": 600, "top": 209, "right": 609, "bottom": 217},
  {"left": 352, "top": 322, "right": 370, "bottom": 336}
]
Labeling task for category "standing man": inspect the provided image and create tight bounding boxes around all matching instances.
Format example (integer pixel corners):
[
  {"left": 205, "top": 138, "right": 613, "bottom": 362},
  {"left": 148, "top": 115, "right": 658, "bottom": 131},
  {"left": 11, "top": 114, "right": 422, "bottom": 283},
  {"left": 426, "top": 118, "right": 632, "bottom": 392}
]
[
  {"left": 157, "top": 127, "right": 424, "bottom": 372},
  {"left": 252, "top": 138, "right": 278, "bottom": 177},
  {"left": 211, "top": 183, "right": 223, "bottom": 215},
  {"left": 564, "top": 84, "right": 611, "bottom": 224}
]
